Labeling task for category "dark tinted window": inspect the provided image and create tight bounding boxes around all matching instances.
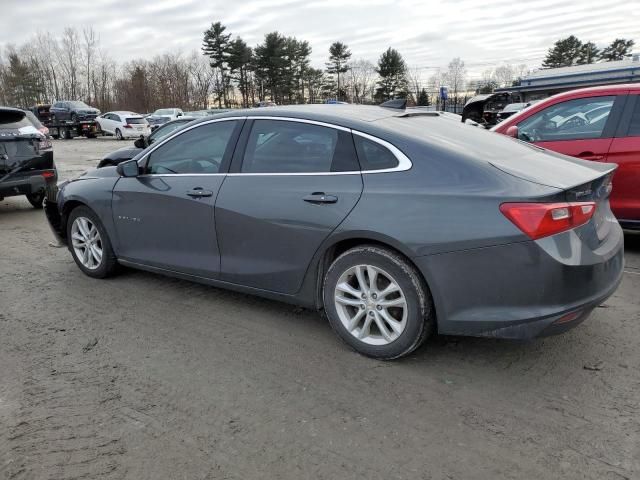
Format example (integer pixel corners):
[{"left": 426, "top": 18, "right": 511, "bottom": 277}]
[
  {"left": 628, "top": 96, "right": 640, "bottom": 136},
  {"left": 146, "top": 120, "right": 237, "bottom": 174},
  {"left": 126, "top": 117, "right": 147, "bottom": 125},
  {"left": 517, "top": 96, "right": 615, "bottom": 142},
  {"left": 0, "top": 110, "right": 31, "bottom": 129},
  {"left": 354, "top": 135, "right": 399, "bottom": 171},
  {"left": 242, "top": 120, "right": 357, "bottom": 173}
]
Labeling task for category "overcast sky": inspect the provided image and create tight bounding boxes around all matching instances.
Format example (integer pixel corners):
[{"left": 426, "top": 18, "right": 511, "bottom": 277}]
[{"left": 1, "top": 0, "right": 638, "bottom": 77}]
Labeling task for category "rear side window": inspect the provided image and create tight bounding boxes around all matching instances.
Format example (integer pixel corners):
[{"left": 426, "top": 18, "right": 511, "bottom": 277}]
[
  {"left": 0, "top": 110, "right": 31, "bottom": 129},
  {"left": 354, "top": 135, "right": 399, "bottom": 171},
  {"left": 241, "top": 120, "right": 358, "bottom": 173},
  {"left": 628, "top": 96, "right": 640, "bottom": 136}
]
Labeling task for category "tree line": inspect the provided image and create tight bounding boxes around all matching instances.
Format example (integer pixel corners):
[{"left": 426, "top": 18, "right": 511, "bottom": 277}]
[
  {"left": 0, "top": 23, "right": 472, "bottom": 112},
  {"left": 542, "top": 36, "right": 635, "bottom": 68}
]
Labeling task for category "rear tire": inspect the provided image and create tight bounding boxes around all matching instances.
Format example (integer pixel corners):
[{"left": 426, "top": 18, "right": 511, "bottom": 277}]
[
  {"left": 66, "top": 206, "right": 118, "bottom": 279},
  {"left": 115, "top": 129, "right": 123, "bottom": 140},
  {"left": 26, "top": 191, "right": 45, "bottom": 209},
  {"left": 323, "top": 245, "right": 434, "bottom": 360}
]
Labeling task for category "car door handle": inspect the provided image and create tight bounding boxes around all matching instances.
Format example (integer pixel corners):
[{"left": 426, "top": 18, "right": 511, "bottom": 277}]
[
  {"left": 578, "top": 151, "right": 604, "bottom": 161},
  {"left": 303, "top": 192, "right": 338, "bottom": 204},
  {"left": 186, "top": 188, "right": 213, "bottom": 198}
]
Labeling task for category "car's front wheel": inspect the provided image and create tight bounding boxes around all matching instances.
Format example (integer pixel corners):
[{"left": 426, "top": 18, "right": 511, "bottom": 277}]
[
  {"left": 323, "top": 245, "right": 434, "bottom": 360},
  {"left": 67, "top": 206, "right": 118, "bottom": 278}
]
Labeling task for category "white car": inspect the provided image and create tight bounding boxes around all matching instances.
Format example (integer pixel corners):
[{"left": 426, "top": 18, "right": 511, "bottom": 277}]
[
  {"left": 96, "top": 111, "right": 151, "bottom": 140},
  {"left": 150, "top": 108, "right": 184, "bottom": 122}
]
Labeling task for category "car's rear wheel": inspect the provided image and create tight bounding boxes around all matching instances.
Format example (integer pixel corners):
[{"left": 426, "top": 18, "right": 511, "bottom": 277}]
[
  {"left": 323, "top": 245, "right": 433, "bottom": 359},
  {"left": 67, "top": 206, "right": 118, "bottom": 278},
  {"left": 115, "top": 129, "right": 123, "bottom": 140},
  {"left": 26, "top": 191, "right": 45, "bottom": 209}
]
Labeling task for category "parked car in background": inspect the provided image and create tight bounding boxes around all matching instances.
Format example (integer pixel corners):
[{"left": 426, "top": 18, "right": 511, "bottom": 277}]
[
  {"left": 462, "top": 92, "right": 521, "bottom": 126},
  {"left": 96, "top": 111, "right": 151, "bottom": 140},
  {"left": 496, "top": 102, "right": 531, "bottom": 122},
  {"left": 255, "top": 101, "right": 277, "bottom": 107},
  {"left": 48, "top": 105, "right": 623, "bottom": 359},
  {"left": 150, "top": 108, "right": 184, "bottom": 122},
  {"left": 144, "top": 115, "right": 170, "bottom": 131},
  {"left": 184, "top": 109, "right": 230, "bottom": 118},
  {"left": 29, "top": 104, "right": 52, "bottom": 125},
  {"left": 1, "top": 107, "right": 56, "bottom": 208},
  {"left": 50, "top": 101, "right": 100, "bottom": 123},
  {"left": 98, "top": 116, "right": 194, "bottom": 167},
  {"left": 492, "top": 84, "right": 640, "bottom": 229},
  {"left": 24, "top": 110, "right": 49, "bottom": 136}
]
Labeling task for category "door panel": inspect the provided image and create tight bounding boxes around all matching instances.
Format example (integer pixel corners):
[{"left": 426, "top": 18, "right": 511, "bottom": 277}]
[
  {"left": 534, "top": 138, "right": 613, "bottom": 161},
  {"left": 216, "top": 174, "right": 362, "bottom": 293},
  {"left": 606, "top": 138, "right": 640, "bottom": 220},
  {"left": 112, "top": 175, "right": 224, "bottom": 276}
]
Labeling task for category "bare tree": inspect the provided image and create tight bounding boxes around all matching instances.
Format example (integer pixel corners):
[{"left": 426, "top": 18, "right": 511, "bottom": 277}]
[
  {"left": 82, "top": 27, "right": 98, "bottom": 104},
  {"left": 494, "top": 64, "right": 514, "bottom": 88},
  {"left": 348, "top": 59, "right": 375, "bottom": 103},
  {"left": 56, "top": 27, "right": 81, "bottom": 99},
  {"left": 406, "top": 67, "right": 423, "bottom": 105},
  {"left": 444, "top": 58, "right": 466, "bottom": 99}
]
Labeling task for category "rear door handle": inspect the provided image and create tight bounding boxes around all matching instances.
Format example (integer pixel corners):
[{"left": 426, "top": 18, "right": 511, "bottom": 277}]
[
  {"left": 187, "top": 188, "right": 213, "bottom": 198},
  {"left": 578, "top": 151, "right": 604, "bottom": 161},
  {"left": 303, "top": 192, "right": 338, "bottom": 204}
]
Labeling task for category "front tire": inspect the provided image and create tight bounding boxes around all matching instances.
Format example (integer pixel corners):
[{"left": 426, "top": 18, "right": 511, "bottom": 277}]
[
  {"left": 67, "top": 206, "right": 118, "bottom": 278},
  {"left": 323, "top": 245, "right": 433, "bottom": 360}
]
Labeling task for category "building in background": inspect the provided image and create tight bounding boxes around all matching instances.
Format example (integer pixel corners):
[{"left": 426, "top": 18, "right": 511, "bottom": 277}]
[{"left": 496, "top": 53, "right": 640, "bottom": 101}]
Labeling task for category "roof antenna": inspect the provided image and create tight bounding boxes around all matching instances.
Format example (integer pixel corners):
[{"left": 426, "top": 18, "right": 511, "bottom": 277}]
[{"left": 379, "top": 99, "right": 407, "bottom": 109}]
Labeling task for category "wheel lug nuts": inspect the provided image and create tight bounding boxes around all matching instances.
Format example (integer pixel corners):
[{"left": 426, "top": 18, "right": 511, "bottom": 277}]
[
  {"left": 372, "top": 293, "right": 377, "bottom": 299},
  {"left": 369, "top": 311, "right": 375, "bottom": 316},
  {"left": 360, "top": 304, "right": 365, "bottom": 309},
  {"left": 376, "top": 305, "right": 382, "bottom": 310},
  {"left": 361, "top": 294, "right": 367, "bottom": 299}
]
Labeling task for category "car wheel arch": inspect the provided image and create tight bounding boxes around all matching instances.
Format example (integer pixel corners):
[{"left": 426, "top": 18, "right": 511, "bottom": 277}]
[
  {"left": 60, "top": 200, "right": 92, "bottom": 240},
  {"left": 311, "top": 234, "right": 437, "bottom": 321}
]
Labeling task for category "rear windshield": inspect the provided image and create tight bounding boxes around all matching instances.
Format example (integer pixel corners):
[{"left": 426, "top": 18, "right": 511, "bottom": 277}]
[
  {"left": 0, "top": 110, "right": 31, "bottom": 129},
  {"left": 154, "top": 109, "right": 174, "bottom": 115},
  {"left": 126, "top": 118, "right": 147, "bottom": 125},
  {"left": 25, "top": 111, "right": 44, "bottom": 129}
]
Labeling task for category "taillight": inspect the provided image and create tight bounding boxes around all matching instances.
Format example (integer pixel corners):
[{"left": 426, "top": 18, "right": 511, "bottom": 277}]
[
  {"left": 123, "top": 124, "right": 133, "bottom": 129},
  {"left": 500, "top": 202, "right": 596, "bottom": 240},
  {"left": 41, "top": 170, "right": 56, "bottom": 180}
]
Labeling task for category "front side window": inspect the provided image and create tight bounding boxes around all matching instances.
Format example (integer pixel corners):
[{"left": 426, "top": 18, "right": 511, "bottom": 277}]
[
  {"left": 149, "top": 120, "right": 189, "bottom": 144},
  {"left": 242, "top": 120, "right": 358, "bottom": 173},
  {"left": 146, "top": 121, "right": 237, "bottom": 175},
  {"left": 517, "top": 96, "right": 615, "bottom": 142}
]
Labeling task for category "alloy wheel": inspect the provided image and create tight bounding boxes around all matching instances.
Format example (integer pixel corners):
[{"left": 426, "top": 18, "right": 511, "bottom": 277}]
[
  {"left": 334, "top": 264, "right": 408, "bottom": 346},
  {"left": 71, "top": 217, "right": 103, "bottom": 270}
]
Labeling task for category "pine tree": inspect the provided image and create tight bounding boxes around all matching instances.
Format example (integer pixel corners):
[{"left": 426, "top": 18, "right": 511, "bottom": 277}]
[
  {"left": 227, "top": 37, "right": 252, "bottom": 107},
  {"left": 417, "top": 88, "right": 430, "bottom": 106},
  {"left": 202, "top": 22, "right": 231, "bottom": 107},
  {"left": 326, "top": 42, "right": 351, "bottom": 101},
  {"left": 542, "top": 36, "right": 583, "bottom": 68},
  {"left": 576, "top": 41, "right": 600, "bottom": 65},
  {"left": 375, "top": 48, "right": 408, "bottom": 102},
  {"left": 600, "top": 38, "right": 635, "bottom": 61}
]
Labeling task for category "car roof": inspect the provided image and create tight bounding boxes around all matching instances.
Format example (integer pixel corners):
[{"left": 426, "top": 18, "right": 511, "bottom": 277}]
[
  {"left": 542, "top": 83, "right": 640, "bottom": 100},
  {"left": 109, "top": 111, "right": 141, "bottom": 116}
]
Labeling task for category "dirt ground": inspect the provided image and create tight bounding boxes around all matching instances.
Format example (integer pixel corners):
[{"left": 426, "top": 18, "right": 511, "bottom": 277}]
[{"left": 1, "top": 137, "right": 639, "bottom": 480}]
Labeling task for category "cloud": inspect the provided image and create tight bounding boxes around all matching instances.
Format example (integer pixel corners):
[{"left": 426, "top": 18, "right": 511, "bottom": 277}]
[{"left": 0, "top": 0, "right": 637, "bottom": 79}]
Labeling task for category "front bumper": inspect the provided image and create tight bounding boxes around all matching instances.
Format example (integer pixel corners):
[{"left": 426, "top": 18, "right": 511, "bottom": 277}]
[{"left": 414, "top": 225, "right": 625, "bottom": 340}]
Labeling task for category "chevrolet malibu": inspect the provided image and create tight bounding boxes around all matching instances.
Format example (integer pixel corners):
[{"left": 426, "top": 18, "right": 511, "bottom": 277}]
[{"left": 45, "top": 105, "right": 624, "bottom": 359}]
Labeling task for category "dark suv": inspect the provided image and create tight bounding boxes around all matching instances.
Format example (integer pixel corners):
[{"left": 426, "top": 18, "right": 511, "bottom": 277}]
[
  {"left": 0, "top": 107, "right": 57, "bottom": 208},
  {"left": 50, "top": 101, "right": 100, "bottom": 123}
]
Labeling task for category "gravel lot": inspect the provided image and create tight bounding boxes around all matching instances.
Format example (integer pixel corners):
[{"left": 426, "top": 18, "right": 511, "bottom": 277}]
[{"left": 1, "top": 137, "right": 639, "bottom": 480}]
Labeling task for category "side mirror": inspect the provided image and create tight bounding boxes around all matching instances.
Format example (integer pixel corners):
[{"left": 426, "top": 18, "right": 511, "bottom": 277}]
[
  {"left": 133, "top": 137, "right": 146, "bottom": 149},
  {"left": 506, "top": 125, "right": 519, "bottom": 138},
  {"left": 116, "top": 159, "right": 140, "bottom": 177}
]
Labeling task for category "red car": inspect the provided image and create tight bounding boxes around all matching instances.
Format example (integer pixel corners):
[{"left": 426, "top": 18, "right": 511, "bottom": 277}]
[{"left": 493, "top": 84, "right": 640, "bottom": 229}]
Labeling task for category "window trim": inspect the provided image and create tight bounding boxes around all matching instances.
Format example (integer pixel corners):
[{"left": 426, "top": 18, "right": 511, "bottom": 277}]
[{"left": 137, "top": 115, "right": 412, "bottom": 177}]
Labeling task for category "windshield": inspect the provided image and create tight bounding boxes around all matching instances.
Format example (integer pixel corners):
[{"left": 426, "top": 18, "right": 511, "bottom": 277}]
[
  {"left": 69, "top": 101, "right": 90, "bottom": 108},
  {"left": 154, "top": 109, "right": 174, "bottom": 116}
]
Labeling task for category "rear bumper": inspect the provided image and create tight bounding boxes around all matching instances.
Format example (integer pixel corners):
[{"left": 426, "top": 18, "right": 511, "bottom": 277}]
[
  {"left": 414, "top": 223, "right": 625, "bottom": 340},
  {"left": 0, "top": 175, "right": 46, "bottom": 198}
]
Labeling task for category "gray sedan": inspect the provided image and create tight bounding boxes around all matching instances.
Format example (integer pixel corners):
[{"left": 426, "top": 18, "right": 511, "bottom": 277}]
[{"left": 45, "top": 105, "right": 624, "bottom": 359}]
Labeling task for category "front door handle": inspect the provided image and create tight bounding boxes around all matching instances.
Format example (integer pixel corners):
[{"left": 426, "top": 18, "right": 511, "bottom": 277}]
[
  {"left": 578, "top": 151, "right": 604, "bottom": 161},
  {"left": 187, "top": 188, "right": 213, "bottom": 198},
  {"left": 303, "top": 192, "right": 338, "bottom": 204}
]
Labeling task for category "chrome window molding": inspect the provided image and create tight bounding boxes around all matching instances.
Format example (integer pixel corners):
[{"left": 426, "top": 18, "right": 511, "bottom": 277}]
[{"left": 135, "top": 115, "right": 413, "bottom": 177}]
